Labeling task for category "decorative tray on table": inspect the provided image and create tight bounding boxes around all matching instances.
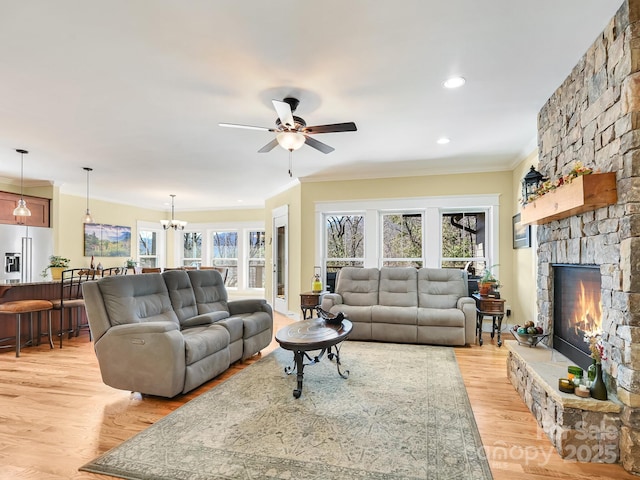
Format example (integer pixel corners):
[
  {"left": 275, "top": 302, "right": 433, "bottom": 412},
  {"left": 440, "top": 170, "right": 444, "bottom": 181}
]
[{"left": 510, "top": 326, "right": 549, "bottom": 347}]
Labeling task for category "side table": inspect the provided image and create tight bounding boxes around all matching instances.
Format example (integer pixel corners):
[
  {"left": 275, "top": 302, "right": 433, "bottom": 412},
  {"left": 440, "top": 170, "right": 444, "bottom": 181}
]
[
  {"left": 300, "top": 291, "right": 322, "bottom": 319},
  {"left": 473, "top": 293, "right": 506, "bottom": 347}
]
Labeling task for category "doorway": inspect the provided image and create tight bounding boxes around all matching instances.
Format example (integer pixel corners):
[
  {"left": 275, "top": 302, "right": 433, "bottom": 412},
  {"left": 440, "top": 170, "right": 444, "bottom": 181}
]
[{"left": 272, "top": 205, "right": 288, "bottom": 315}]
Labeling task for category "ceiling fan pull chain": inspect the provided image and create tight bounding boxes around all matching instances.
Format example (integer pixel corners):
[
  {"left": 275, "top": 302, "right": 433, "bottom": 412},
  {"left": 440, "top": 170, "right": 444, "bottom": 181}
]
[{"left": 288, "top": 150, "right": 293, "bottom": 178}]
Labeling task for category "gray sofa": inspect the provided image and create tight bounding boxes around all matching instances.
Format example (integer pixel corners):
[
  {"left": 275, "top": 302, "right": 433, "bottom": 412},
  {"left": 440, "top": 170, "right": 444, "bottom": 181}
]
[
  {"left": 83, "top": 269, "right": 273, "bottom": 398},
  {"left": 320, "top": 267, "right": 475, "bottom": 346}
]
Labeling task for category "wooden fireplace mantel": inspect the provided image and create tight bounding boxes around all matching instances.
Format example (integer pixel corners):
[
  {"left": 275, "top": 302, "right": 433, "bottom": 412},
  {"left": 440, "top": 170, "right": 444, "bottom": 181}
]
[{"left": 520, "top": 172, "right": 617, "bottom": 225}]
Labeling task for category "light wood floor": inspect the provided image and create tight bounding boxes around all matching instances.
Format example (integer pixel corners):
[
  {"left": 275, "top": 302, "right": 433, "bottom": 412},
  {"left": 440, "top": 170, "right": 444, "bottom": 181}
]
[{"left": 0, "top": 313, "right": 636, "bottom": 480}]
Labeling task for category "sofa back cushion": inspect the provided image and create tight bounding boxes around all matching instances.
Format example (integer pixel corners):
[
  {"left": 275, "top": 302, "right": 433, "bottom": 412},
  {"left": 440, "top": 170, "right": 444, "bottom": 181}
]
[
  {"left": 379, "top": 267, "right": 418, "bottom": 307},
  {"left": 98, "top": 273, "right": 179, "bottom": 326},
  {"left": 163, "top": 270, "right": 198, "bottom": 324},
  {"left": 336, "top": 267, "right": 380, "bottom": 306},
  {"left": 187, "top": 270, "right": 230, "bottom": 317},
  {"left": 417, "top": 268, "right": 468, "bottom": 309}
]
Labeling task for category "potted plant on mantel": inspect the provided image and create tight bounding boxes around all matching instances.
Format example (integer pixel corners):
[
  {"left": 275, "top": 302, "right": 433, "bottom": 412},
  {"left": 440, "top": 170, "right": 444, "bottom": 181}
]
[
  {"left": 41, "top": 255, "right": 70, "bottom": 280},
  {"left": 478, "top": 265, "right": 500, "bottom": 297}
]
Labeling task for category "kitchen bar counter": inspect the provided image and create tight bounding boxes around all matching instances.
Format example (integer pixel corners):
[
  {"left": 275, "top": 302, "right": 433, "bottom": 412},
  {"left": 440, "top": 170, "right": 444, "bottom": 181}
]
[{"left": 0, "top": 281, "right": 67, "bottom": 353}]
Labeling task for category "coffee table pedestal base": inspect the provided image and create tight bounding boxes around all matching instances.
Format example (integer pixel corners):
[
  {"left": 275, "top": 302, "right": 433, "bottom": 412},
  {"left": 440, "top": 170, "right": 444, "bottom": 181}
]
[{"left": 284, "top": 343, "right": 349, "bottom": 398}]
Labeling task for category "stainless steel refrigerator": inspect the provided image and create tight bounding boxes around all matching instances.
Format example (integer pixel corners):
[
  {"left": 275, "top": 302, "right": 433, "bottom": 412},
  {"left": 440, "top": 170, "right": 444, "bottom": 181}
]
[{"left": 0, "top": 224, "right": 54, "bottom": 283}]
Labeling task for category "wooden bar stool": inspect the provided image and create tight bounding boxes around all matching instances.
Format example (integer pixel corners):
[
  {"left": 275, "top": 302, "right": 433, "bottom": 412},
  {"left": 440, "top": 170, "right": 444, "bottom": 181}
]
[{"left": 0, "top": 300, "right": 54, "bottom": 357}]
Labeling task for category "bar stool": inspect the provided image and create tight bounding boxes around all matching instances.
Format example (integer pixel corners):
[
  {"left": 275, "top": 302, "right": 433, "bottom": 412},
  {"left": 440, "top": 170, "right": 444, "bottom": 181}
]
[
  {"left": 0, "top": 299, "right": 54, "bottom": 357},
  {"left": 52, "top": 268, "right": 95, "bottom": 348}
]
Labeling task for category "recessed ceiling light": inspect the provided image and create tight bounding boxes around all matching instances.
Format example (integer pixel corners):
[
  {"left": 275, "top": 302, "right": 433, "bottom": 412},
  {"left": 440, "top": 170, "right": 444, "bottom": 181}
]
[
  {"left": 437, "top": 137, "right": 451, "bottom": 145},
  {"left": 443, "top": 76, "right": 466, "bottom": 89}
]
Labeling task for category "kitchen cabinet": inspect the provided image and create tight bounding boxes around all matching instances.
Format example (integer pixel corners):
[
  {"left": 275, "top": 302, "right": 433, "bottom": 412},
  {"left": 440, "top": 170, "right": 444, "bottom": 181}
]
[{"left": 0, "top": 191, "right": 50, "bottom": 227}]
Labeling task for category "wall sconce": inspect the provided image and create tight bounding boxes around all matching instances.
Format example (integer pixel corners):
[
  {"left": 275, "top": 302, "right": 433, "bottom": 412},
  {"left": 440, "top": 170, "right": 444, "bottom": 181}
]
[
  {"left": 522, "top": 165, "right": 545, "bottom": 204},
  {"left": 12, "top": 148, "right": 32, "bottom": 218},
  {"left": 160, "top": 194, "right": 187, "bottom": 230}
]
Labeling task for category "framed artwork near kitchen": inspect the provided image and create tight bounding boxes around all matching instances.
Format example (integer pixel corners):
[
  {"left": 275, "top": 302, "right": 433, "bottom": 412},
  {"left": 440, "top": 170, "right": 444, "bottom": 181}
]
[{"left": 84, "top": 223, "right": 131, "bottom": 257}]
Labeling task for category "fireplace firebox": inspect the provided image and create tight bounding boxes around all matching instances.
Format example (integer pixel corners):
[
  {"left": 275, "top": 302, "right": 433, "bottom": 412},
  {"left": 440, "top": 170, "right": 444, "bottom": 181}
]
[{"left": 552, "top": 264, "right": 602, "bottom": 370}]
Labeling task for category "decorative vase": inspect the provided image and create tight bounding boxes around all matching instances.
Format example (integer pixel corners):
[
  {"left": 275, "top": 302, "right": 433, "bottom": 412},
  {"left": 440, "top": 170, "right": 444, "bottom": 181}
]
[
  {"left": 50, "top": 267, "right": 64, "bottom": 281},
  {"left": 590, "top": 362, "right": 608, "bottom": 400}
]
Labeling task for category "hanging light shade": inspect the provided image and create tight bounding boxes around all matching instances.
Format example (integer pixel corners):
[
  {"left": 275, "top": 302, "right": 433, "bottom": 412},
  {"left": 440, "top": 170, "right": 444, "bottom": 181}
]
[
  {"left": 82, "top": 167, "right": 94, "bottom": 223},
  {"left": 276, "top": 131, "right": 306, "bottom": 151},
  {"left": 160, "top": 194, "right": 187, "bottom": 230},
  {"left": 12, "top": 149, "right": 32, "bottom": 217}
]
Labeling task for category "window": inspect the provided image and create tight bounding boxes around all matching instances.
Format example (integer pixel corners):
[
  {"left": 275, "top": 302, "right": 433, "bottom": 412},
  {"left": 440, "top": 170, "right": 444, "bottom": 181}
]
[
  {"left": 440, "top": 211, "right": 487, "bottom": 276},
  {"left": 212, "top": 231, "right": 238, "bottom": 287},
  {"left": 381, "top": 213, "right": 423, "bottom": 267},
  {"left": 248, "top": 230, "right": 265, "bottom": 289},
  {"left": 138, "top": 230, "right": 158, "bottom": 267},
  {"left": 316, "top": 195, "right": 499, "bottom": 280},
  {"left": 182, "top": 232, "right": 202, "bottom": 267},
  {"left": 324, "top": 215, "right": 365, "bottom": 288}
]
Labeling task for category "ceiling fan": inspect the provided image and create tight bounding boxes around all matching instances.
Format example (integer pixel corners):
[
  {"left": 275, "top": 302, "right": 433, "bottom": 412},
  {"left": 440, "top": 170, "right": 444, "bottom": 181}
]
[{"left": 219, "top": 97, "right": 357, "bottom": 154}]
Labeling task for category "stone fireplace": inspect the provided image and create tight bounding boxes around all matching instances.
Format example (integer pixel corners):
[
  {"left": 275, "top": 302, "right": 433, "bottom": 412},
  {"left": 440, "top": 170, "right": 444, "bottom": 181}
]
[
  {"left": 508, "top": 0, "right": 640, "bottom": 474},
  {"left": 553, "top": 264, "right": 602, "bottom": 370}
]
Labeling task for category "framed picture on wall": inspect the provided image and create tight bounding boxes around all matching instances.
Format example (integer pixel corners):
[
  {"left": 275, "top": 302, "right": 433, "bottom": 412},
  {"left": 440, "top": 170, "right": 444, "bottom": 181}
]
[
  {"left": 84, "top": 223, "right": 132, "bottom": 257},
  {"left": 513, "top": 213, "right": 531, "bottom": 249}
]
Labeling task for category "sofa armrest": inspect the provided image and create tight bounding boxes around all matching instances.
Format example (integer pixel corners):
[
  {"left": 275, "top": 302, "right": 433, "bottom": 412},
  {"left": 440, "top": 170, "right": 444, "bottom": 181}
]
[
  {"left": 321, "top": 293, "right": 343, "bottom": 311},
  {"left": 457, "top": 296, "right": 477, "bottom": 345},
  {"left": 228, "top": 299, "right": 272, "bottom": 317},
  {"left": 93, "top": 321, "right": 186, "bottom": 398}
]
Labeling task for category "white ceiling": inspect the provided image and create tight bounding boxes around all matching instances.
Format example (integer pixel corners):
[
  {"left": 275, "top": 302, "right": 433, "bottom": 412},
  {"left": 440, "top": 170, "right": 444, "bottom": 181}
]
[{"left": 0, "top": 0, "right": 623, "bottom": 211}]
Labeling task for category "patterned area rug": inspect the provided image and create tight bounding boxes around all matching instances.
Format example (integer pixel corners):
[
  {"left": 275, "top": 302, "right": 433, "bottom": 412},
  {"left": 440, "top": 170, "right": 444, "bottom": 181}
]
[{"left": 80, "top": 342, "right": 493, "bottom": 480}]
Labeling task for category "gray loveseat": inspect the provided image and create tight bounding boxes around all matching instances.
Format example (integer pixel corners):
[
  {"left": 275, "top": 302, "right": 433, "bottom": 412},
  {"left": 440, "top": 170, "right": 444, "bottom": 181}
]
[
  {"left": 320, "top": 267, "right": 475, "bottom": 346},
  {"left": 83, "top": 269, "right": 273, "bottom": 398}
]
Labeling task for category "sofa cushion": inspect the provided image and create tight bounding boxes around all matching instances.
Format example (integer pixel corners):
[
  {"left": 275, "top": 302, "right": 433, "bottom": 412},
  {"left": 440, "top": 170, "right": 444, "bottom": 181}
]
[
  {"left": 230, "top": 311, "right": 272, "bottom": 337},
  {"left": 417, "top": 307, "right": 465, "bottom": 327},
  {"left": 182, "top": 324, "right": 230, "bottom": 365},
  {"left": 379, "top": 267, "right": 418, "bottom": 307},
  {"left": 417, "top": 268, "right": 468, "bottom": 309},
  {"left": 187, "top": 270, "right": 230, "bottom": 316},
  {"left": 163, "top": 270, "right": 201, "bottom": 325},
  {"left": 336, "top": 267, "right": 380, "bottom": 306},
  {"left": 372, "top": 305, "right": 418, "bottom": 324},
  {"left": 98, "top": 274, "right": 179, "bottom": 327}
]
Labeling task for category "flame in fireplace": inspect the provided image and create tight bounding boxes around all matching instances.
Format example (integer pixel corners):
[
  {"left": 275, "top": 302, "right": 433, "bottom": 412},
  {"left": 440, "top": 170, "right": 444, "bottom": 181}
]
[{"left": 570, "top": 281, "right": 602, "bottom": 337}]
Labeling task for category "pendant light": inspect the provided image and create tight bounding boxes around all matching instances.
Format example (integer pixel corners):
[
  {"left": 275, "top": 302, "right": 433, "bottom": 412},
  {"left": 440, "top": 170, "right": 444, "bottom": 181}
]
[
  {"left": 160, "top": 194, "right": 187, "bottom": 230},
  {"left": 12, "top": 148, "right": 32, "bottom": 217},
  {"left": 82, "top": 167, "right": 94, "bottom": 223}
]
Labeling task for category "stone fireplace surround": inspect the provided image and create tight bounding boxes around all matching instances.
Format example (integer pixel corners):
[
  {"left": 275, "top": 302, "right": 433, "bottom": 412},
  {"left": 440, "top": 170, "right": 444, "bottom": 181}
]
[{"left": 507, "top": 0, "right": 640, "bottom": 473}]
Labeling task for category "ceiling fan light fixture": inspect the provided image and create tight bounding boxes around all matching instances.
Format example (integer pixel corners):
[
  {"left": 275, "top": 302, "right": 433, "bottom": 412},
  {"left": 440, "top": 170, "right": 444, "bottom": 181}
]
[
  {"left": 443, "top": 76, "right": 466, "bottom": 89},
  {"left": 276, "top": 131, "right": 306, "bottom": 151}
]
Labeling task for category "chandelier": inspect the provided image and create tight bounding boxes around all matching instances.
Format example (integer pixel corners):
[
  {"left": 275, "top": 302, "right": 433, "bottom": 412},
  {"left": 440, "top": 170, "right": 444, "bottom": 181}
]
[{"left": 160, "top": 194, "right": 187, "bottom": 230}]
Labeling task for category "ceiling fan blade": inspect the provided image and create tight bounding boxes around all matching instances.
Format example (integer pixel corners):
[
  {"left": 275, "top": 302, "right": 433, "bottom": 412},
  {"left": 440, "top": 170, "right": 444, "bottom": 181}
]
[
  {"left": 304, "top": 135, "right": 335, "bottom": 154},
  {"left": 258, "top": 138, "right": 280, "bottom": 153},
  {"left": 304, "top": 122, "right": 357, "bottom": 134},
  {"left": 272, "top": 99, "right": 295, "bottom": 129},
  {"left": 219, "top": 122, "right": 275, "bottom": 132}
]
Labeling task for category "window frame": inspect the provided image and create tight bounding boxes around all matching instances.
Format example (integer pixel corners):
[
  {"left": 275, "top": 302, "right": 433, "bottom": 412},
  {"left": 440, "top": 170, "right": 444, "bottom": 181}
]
[
  {"left": 173, "top": 221, "right": 265, "bottom": 292},
  {"left": 315, "top": 195, "right": 499, "bottom": 280},
  {"left": 136, "top": 221, "right": 166, "bottom": 268}
]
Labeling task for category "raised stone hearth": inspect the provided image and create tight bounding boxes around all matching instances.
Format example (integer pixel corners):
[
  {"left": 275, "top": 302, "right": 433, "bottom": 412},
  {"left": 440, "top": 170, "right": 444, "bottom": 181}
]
[{"left": 507, "top": 342, "right": 622, "bottom": 462}]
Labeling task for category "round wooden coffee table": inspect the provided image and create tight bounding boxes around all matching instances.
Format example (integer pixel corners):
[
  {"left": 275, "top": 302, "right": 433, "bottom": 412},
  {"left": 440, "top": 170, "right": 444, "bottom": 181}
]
[{"left": 275, "top": 318, "right": 352, "bottom": 398}]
